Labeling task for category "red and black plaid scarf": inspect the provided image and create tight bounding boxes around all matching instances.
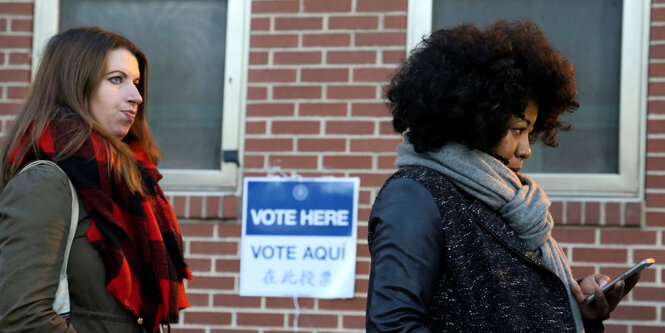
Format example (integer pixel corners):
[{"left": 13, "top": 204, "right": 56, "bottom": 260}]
[{"left": 11, "top": 115, "right": 191, "bottom": 332}]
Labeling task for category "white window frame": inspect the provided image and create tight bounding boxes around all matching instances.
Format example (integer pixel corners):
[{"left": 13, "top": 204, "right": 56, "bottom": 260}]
[
  {"left": 407, "top": 0, "right": 650, "bottom": 199},
  {"left": 32, "top": 0, "right": 249, "bottom": 192}
]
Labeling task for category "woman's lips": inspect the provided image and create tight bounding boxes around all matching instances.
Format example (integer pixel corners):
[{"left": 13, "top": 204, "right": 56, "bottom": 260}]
[{"left": 122, "top": 110, "right": 136, "bottom": 121}]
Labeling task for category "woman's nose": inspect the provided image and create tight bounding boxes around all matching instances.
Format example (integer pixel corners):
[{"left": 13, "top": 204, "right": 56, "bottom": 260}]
[
  {"left": 127, "top": 85, "right": 143, "bottom": 105},
  {"left": 517, "top": 138, "right": 532, "bottom": 160}
]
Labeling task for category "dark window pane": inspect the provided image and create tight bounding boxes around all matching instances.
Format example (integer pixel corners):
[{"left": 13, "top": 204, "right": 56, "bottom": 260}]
[
  {"left": 60, "top": 0, "right": 228, "bottom": 169},
  {"left": 432, "top": 0, "right": 622, "bottom": 173}
]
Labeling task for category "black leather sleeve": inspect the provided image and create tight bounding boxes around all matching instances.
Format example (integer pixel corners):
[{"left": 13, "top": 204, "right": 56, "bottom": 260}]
[{"left": 366, "top": 178, "right": 443, "bottom": 333}]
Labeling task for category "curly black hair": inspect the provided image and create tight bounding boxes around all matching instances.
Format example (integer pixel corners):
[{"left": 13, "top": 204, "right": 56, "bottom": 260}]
[{"left": 387, "top": 20, "right": 578, "bottom": 153}]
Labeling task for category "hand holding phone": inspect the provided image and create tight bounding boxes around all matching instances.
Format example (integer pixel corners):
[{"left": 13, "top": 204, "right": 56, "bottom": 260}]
[{"left": 583, "top": 258, "right": 655, "bottom": 305}]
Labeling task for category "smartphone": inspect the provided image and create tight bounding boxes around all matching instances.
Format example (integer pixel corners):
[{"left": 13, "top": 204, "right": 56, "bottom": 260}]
[{"left": 583, "top": 258, "right": 655, "bottom": 305}]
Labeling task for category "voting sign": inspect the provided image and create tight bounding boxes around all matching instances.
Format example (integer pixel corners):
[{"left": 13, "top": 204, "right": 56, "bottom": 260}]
[{"left": 239, "top": 177, "right": 359, "bottom": 298}]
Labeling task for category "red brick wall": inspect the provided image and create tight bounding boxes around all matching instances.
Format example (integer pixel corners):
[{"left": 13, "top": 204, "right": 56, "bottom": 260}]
[
  {"left": 0, "top": 1, "right": 31, "bottom": 130},
  {"left": 2, "top": 1, "right": 665, "bottom": 332}
]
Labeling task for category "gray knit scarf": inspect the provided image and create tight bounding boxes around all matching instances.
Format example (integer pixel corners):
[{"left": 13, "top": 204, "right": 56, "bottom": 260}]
[{"left": 395, "top": 139, "right": 583, "bottom": 332}]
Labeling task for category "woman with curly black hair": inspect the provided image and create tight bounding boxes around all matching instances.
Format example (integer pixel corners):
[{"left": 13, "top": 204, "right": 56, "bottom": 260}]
[{"left": 366, "top": 20, "right": 639, "bottom": 332}]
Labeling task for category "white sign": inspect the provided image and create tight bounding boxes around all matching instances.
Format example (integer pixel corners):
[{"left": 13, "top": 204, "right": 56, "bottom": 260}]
[{"left": 239, "top": 177, "right": 359, "bottom": 298}]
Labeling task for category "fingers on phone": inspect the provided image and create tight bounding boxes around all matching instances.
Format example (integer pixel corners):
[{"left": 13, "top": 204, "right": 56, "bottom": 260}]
[
  {"left": 593, "top": 285, "right": 610, "bottom": 309},
  {"left": 595, "top": 274, "right": 610, "bottom": 287},
  {"left": 609, "top": 281, "right": 623, "bottom": 297},
  {"left": 599, "top": 277, "right": 609, "bottom": 288},
  {"left": 594, "top": 284, "right": 603, "bottom": 297},
  {"left": 569, "top": 278, "right": 585, "bottom": 302}
]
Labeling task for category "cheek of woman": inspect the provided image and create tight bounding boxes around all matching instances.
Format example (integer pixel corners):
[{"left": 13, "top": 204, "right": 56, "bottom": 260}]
[{"left": 89, "top": 83, "right": 133, "bottom": 138}]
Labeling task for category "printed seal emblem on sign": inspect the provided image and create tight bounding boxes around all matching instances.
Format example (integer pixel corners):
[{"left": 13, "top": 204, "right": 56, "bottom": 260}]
[{"left": 292, "top": 184, "right": 309, "bottom": 201}]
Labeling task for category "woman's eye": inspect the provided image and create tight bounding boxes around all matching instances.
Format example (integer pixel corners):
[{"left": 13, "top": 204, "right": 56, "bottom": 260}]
[
  {"left": 513, "top": 128, "right": 525, "bottom": 135},
  {"left": 108, "top": 76, "right": 122, "bottom": 84}
]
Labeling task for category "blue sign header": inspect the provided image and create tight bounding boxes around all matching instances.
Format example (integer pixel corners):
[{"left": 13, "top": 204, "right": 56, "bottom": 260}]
[{"left": 244, "top": 179, "right": 358, "bottom": 236}]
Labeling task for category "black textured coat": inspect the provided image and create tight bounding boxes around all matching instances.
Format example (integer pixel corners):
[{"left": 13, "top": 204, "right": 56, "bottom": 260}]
[{"left": 366, "top": 166, "right": 594, "bottom": 332}]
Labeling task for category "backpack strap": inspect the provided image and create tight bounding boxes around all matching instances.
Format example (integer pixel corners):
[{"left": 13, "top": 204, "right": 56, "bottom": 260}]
[{"left": 19, "top": 160, "right": 78, "bottom": 320}]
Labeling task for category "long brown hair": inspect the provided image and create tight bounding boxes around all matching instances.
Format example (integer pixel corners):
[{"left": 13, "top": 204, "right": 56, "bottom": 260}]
[{"left": 0, "top": 27, "right": 161, "bottom": 193}]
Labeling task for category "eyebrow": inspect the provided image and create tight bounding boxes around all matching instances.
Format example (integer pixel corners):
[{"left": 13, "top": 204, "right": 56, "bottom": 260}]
[
  {"left": 514, "top": 116, "right": 532, "bottom": 127},
  {"left": 105, "top": 70, "right": 140, "bottom": 81},
  {"left": 105, "top": 70, "right": 125, "bottom": 76}
]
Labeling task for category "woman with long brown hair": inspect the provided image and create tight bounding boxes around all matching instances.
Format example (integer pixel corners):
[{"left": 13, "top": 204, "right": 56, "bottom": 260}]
[{"left": 0, "top": 27, "right": 190, "bottom": 332}]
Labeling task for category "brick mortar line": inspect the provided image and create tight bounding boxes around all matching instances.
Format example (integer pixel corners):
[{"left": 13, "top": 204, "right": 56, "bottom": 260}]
[
  {"left": 247, "top": 101, "right": 386, "bottom": 106},
  {"left": 248, "top": 168, "right": 394, "bottom": 173},
  {"left": 570, "top": 266, "right": 663, "bottom": 273},
  {"left": 251, "top": 12, "right": 407, "bottom": 18},
  {"left": 245, "top": 134, "right": 399, "bottom": 138},
  {"left": 248, "top": 81, "right": 386, "bottom": 85},
  {"left": 244, "top": 163, "right": 359, "bottom": 167},
  {"left": 598, "top": 202, "right": 607, "bottom": 228},
  {"left": 249, "top": 46, "right": 405, "bottom": 50},
  {"left": 0, "top": 48, "right": 30, "bottom": 52},
  {"left": 0, "top": 71, "right": 30, "bottom": 75},
  {"left": 247, "top": 126, "right": 400, "bottom": 130},
  {"left": 250, "top": 45, "right": 404, "bottom": 50},
  {"left": 184, "top": 277, "right": 240, "bottom": 284},
  {"left": 259, "top": 154, "right": 393, "bottom": 158},
  {"left": 246, "top": 80, "right": 389, "bottom": 84},
  {"left": 182, "top": 236, "right": 233, "bottom": 241},
  {"left": 245, "top": 117, "right": 393, "bottom": 121},
  {"left": 246, "top": 94, "right": 386, "bottom": 99},
  {"left": 195, "top": 232, "right": 241, "bottom": 241},
  {"left": 185, "top": 276, "right": 238, "bottom": 282},
  {"left": 184, "top": 255, "right": 240, "bottom": 260},
  {"left": 579, "top": 201, "right": 586, "bottom": 225},
  {"left": 198, "top": 198, "right": 207, "bottom": 219},
  {"left": 0, "top": 15, "right": 32, "bottom": 20},
  {"left": 174, "top": 324, "right": 364, "bottom": 330},
  {"left": 187, "top": 304, "right": 368, "bottom": 315},
  {"left": 253, "top": 28, "right": 408, "bottom": 33},
  {"left": 245, "top": 152, "right": 396, "bottom": 155},
  {"left": 603, "top": 323, "right": 665, "bottom": 328},
  {"left": 0, "top": 99, "right": 26, "bottom": 103},
  {"left": 0, "top": 31, "right": 31, "bottom": 35},
  {"left": 185, "top": 307, "right": 368, "bottom": 314},
  {"left": 184, "top": 195, "right": 190, "bottom": 218},
  {"left": 249, "top": 64, "right": 398, "bottom": 68},
  {"left": 575, "top": 241, "right": 664, "bottom": 246},
  {"left": 568, "top": 244, "right": 662, "bottom": 249},
  {"left": 169, "top": 194, "right": 236, "bottom": 198}
]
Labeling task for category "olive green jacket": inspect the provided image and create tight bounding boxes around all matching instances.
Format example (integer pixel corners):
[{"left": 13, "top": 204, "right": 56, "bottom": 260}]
[{"left": 0, "top": 163, "right": 148, "bottom": 332}]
